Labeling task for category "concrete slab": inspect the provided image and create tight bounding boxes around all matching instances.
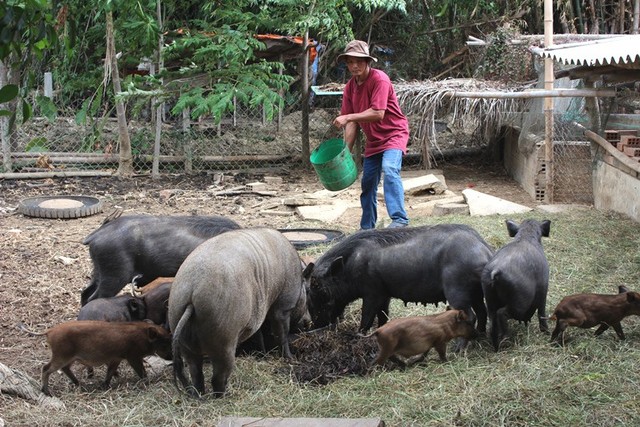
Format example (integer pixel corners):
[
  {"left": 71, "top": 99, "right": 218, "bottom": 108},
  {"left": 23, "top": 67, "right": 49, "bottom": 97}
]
[
  {"left": 408, "top": 194, "right": 465, "bottom": 215},
  {"left": 378, "top": 173, "right": 446, "bottom": 197},
  {"left": 432, "top": 202, "right": 470, "bottom": 216},
  {"left": 462, "top": 189, "right": 532, "bottom": 216},
  {"left": 282, "top": 196, "right": 327, "bottom": 206},
  {"left": 296, "top": 200, "right": 350, "bottom": 223},
  {"left": 217, "top": 417, "right": 385, "bottom": 427}
]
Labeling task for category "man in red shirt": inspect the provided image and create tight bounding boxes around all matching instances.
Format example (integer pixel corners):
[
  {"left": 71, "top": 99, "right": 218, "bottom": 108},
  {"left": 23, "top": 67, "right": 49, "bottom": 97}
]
[{"left": 333, "top": 40, "right": 410, "bottom": 229}]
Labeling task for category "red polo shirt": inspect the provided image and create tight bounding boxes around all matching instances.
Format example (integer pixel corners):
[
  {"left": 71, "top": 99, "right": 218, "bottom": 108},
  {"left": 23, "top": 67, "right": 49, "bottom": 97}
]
[{"left": 341, "top": 68, "right": 410, "bottom": 157}]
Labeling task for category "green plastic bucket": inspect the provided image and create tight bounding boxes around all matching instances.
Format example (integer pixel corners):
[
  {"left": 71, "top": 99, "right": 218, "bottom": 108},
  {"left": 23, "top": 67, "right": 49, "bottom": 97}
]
[{"left": 310, "top": 138, "right": 358, "bottom": 191}]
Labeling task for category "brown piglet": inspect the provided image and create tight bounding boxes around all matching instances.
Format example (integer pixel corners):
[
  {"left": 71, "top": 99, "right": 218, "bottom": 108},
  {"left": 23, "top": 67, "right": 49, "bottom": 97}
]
[
  {"left": 23, "top": 320, "right": 172, "bottom": 396},
  {"left": 550, "top": 286, "right": 640, "bottom": 344},
  {"left": 366, "top": 309, "right": 478, "bottom": 369}
]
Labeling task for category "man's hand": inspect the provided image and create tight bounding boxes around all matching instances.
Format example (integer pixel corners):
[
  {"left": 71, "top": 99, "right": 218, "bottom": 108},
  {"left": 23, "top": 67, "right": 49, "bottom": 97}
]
[{"left": 333, "top": 114, "right": 350, "bottom": 129}]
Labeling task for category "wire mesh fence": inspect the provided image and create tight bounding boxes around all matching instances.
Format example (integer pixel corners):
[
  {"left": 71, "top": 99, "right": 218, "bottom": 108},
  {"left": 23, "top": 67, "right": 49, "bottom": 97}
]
[
  {"left": 0, "top": 80, "right": 614, "bottom": 208},
  {"left": 1, "top": 95, "right": 343, "bottom": 176},
  {"left": 517, "top": 86, "right": 595, "bottom": 205}
]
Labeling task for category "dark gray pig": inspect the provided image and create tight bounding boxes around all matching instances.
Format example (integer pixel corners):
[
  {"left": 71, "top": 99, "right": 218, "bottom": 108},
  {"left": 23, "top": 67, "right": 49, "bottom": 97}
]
[
  {"left": 303, "top": 224, "right": 493, "bottom": 338},
  {"left": 169, "top": 227, "right": 305, "bottom": 397},
  {"left": 81, "top": 215, "right": 240, "bottom": 305},
  {"left": 481, "top": 219, "right": 551, "bottom": 351},
  {"left": 77, "top": 294, "right": 146, "bottom": 322}
]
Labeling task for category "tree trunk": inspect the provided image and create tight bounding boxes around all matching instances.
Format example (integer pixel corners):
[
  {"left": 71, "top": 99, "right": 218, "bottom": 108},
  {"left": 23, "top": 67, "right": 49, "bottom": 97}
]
[
  {"left": 0, "top": 59, "right": 12, "bottom": 172},
  {"left": 106, "top": 11, "right": 133, "bottom": 176}
]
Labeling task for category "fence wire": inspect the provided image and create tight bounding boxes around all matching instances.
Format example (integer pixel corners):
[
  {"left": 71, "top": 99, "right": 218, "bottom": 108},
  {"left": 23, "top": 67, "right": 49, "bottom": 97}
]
[
  {"left": 518, "top": 89, "right": 594, "bottom": 205},
  {"left": 1, "top": 83, "right": 608, "bottom": 208},
  {"left": 1, "top": 95, "right": 347, "bottom": 176}
]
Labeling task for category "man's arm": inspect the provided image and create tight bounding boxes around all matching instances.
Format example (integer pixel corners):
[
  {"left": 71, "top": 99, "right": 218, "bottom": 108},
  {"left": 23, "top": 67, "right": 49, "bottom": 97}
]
[{"left": 334, "top": 108, "right": 384, "bottom": 128}]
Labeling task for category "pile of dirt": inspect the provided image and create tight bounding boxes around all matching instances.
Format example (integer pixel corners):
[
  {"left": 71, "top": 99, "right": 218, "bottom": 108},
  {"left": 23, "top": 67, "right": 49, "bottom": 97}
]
[{"left": 285, "top": 328, "right": 380, "bottom": 384}]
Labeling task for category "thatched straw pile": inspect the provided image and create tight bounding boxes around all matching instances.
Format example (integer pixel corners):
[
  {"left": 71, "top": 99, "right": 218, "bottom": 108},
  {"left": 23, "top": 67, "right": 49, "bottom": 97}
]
[{"left": 396, "top": 78, "right": 534, "bottom": 167}]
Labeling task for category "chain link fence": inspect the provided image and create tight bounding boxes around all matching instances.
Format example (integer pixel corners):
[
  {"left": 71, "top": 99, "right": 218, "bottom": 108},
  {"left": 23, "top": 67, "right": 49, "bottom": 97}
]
[
  {"left": 1, "top": 78, "right": 609, "bottom": 208},
  {"left": 1, "top": 92, "right": 356, "bottom": 177},
  {"left": 518, "top": 82, "right": 594, "bottom": 205}
]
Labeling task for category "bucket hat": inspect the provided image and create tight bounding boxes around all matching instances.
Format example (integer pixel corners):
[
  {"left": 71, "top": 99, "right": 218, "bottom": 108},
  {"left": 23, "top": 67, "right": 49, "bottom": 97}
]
[{"left": 337, "top": 40, "right": 378, "bottom": 62}]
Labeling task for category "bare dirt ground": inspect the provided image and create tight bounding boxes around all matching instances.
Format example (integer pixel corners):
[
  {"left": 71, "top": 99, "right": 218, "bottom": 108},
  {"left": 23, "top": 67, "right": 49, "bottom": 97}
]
[{"left": 0, "top": 155, "right": 537, "bottom": 413}]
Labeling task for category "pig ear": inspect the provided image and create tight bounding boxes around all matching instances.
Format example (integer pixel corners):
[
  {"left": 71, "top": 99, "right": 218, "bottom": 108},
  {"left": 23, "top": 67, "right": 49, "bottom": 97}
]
[
  {"left": 302, "top": 262, "right": 314, "bottom": 279},
  {"left": 329, "top": 257, "right": 345, "bottom": 275},
  {"left": 128, "top": 298, "right": 142, "bottom": 315},
  {"left": 456, "top": 310, "right": 466, "bottom": 321},
  {"left": 619, "top": 285, "right": 630, "bottom": 294},
  {"left": 147, "top": 326, "right": 159, "bottom": 340},
  {"left": 541, "top": 220, "right": 551, "bottom": 237},
  {"left": 506, "top": 220, "right": 519, "bottom": 237}
]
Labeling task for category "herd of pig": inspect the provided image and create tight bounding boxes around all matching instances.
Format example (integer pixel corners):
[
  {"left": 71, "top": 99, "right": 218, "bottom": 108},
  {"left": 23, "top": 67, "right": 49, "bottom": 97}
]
[{"left": 21, "top": 213, "right": 640, "bottom": 398}]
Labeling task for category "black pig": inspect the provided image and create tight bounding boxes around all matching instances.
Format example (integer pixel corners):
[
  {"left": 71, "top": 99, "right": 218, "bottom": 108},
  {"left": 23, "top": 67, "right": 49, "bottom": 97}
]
[
  {"left": 81, "top": 215, "right": 240, "bottom": 305},
  {"left": 303, "top": 224, "right": 493, "bottom": 345},
  {"left": 481, "top": 219, "right": 551, "bottom": 351}
]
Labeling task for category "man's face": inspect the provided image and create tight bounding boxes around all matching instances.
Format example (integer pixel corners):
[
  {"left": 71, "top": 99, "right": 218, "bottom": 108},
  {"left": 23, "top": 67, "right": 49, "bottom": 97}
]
[{"left": 345, "top": 57, "right": 369, "bottom": 79}]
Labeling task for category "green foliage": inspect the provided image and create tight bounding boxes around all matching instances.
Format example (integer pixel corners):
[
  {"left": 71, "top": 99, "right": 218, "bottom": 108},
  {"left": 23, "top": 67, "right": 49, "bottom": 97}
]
[
  {"left": 0, "top": 0, "right": 60, "bottom": 128},
  {"left": 25, "top": 136, "right": 49, "bottom": 152},
  {"left": 0, "top": 0, "right": 58, "bottom": 61},
  {"left": 35, "top": 94, "right": 57, "bottom": 121},
  {"left": 0, "top": 84, "right": 18, "bottom": 103},
  {"left": 473, "top": 25, "right": 535, "bottom": 82}
]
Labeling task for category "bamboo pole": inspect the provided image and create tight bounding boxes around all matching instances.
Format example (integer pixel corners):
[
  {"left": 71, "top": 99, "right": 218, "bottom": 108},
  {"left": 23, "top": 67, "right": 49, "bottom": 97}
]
[
  {"left": 152, "top": 0, "right": 164, "bottom": 179},
  {"left": 10, "top": 153, "right": 300, "bottom": 164},
  {"left": 0, "top": 171, "right": 114, "bottom": 179},
  {"left": 634, "top": 0, "right": 640, "bottom": 34},
  {"left": 445, "top": 89, "right": 616, "bottom": 99},
  {"left": 544, "top": 0, "right": 554, "bottom": 203},
  {"left": 301, "top": 31, "right": 311, "bottom": 168}
]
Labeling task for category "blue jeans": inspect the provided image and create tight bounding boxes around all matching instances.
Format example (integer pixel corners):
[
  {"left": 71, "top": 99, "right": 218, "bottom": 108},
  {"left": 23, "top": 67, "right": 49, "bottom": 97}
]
[{"left": 360, "top": 149, "right": 409, "bottom": 229}]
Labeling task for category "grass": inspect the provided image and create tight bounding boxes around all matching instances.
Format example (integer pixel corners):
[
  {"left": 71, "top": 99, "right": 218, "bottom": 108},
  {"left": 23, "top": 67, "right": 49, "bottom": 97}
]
[{"left": 3, "top": 208, "right": 640, "bottom": 426}]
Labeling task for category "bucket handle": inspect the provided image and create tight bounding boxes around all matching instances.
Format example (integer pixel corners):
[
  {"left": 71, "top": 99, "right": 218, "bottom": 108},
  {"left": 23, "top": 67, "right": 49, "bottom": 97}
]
[{"left": 320, "top": 123, "right": 342, "bottom": 142}]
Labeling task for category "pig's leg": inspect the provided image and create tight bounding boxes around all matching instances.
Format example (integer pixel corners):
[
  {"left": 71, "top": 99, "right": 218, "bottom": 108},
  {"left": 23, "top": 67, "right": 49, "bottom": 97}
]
[
  {"left": 550, "top": 320, "right": 567, "bottom": 343},
  {"left": 376, "top": 298, "right": 391, "bottom": 328},
  {"left": 187, "top": 355, "right": 205, "bottom": 397},
  {"left": 269, "top": 311, "right": 292, "bottom": 359},
  {"left": 127, "top": 357, "right": 147, "bottom": 379},
  {"left": 492, "top": 307, "right": 510, "bottom": 351},
  {"left": 60, "top": 365, "right": 80, "bottom": 386},
  {"left": 471, "top": 299, "right": 487, "bottom": 334},
  {"left": 103, "top": 361, "right": 122, "bottom": 388},
  {"left": 537, "top": 301, "right": 549, "bottom": 333},
  {"left": 388, "top": 355, "right": 407, "bottom": 368},
  {"left": 360, "top": 295, "right": 389, "bottom": 333},
  {"left": 593, "top": 323, "right": 610, "bottom": 336},
  {"left": 210, "top": 348, "right": 235, "bottom": 398},
  {"left": 406, "top": 352, "right": 428, "bottom": 367},
  {"left": 611, "top": 323, "right": 625, "bottom": 340},
  {"left": 434, "top": 342, "right": 448, "bottom": 362}
]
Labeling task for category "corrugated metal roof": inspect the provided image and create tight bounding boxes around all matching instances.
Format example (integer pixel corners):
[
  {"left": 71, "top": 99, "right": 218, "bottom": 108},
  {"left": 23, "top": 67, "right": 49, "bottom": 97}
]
[{"left": 532, "top": 35, "right": 640, "bottom": 66}]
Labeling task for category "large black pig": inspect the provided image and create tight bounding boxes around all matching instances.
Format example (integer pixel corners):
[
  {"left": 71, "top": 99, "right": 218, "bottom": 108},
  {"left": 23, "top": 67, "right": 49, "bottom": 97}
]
[
  {"left": 81, "top": 215, "right": 240, "bottom": 305},
  {"left": 302, "top": 224, "right": 494, "bottom": 337},
  {"left": 481, "top": 219, "right": 551, "bottom": 351},
  {"left": 169, "top": 227, "right": 305, "bottom": 397}
]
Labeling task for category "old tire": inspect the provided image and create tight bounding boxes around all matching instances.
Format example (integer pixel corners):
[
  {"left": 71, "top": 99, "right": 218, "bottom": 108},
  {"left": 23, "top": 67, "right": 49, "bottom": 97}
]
[
  {"left": 18, "top": 196, "right": 103, "bottom": 219},
  {"left": 278, "top": 228, "right": 345, "bottom": 250}
]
